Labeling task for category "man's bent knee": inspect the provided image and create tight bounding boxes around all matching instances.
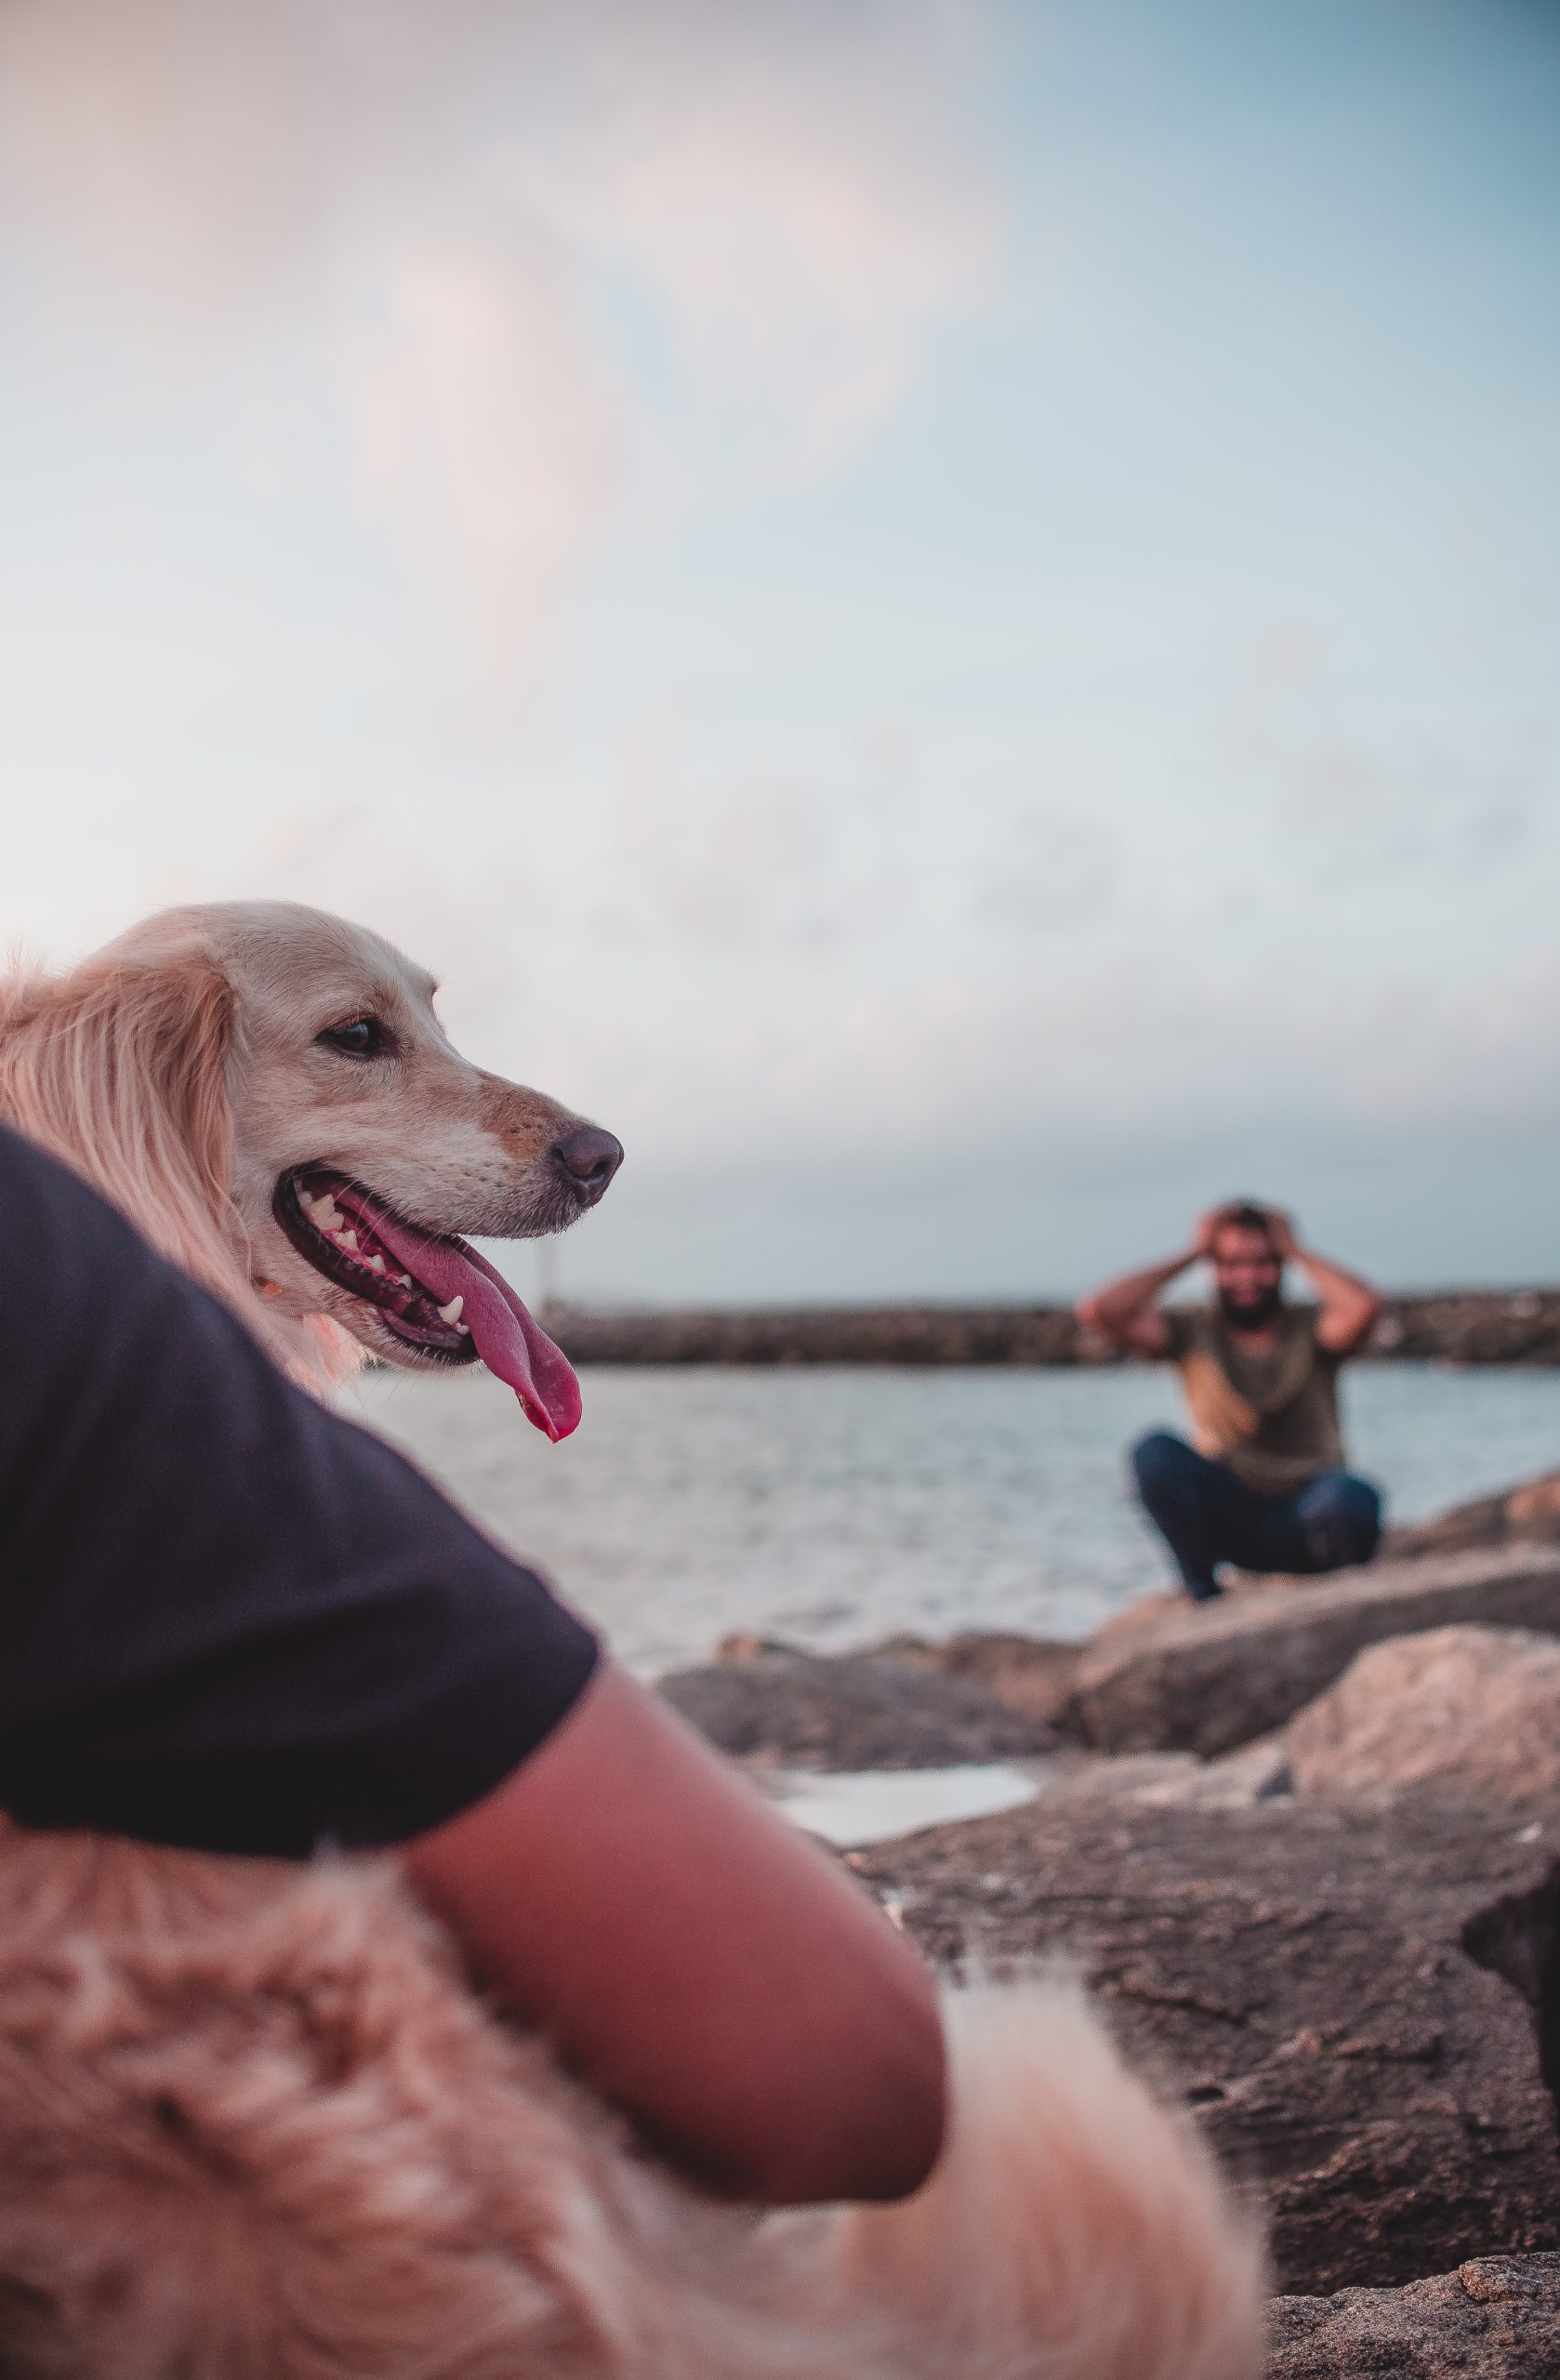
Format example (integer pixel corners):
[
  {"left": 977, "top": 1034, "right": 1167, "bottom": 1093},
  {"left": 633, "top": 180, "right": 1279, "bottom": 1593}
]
[
  {"left": 1300, "top": 1472, "right": 1382, "bottom": 1571},
  {"left": 1130, "top": 1430, "right": 1194, "bottom": 1501},
  {"left": 1130, "top": 1432, "right": 1223, "bottom": 1601},
  {"left": 1341, "top": 1475, "right": 1383, "bottom": 1562}
]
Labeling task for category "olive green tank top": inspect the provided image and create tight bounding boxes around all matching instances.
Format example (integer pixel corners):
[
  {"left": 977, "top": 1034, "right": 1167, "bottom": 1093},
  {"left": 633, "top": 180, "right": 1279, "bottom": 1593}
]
[{"left": 1162, "top": 1304, "right": 1346, "bottom": 1496}]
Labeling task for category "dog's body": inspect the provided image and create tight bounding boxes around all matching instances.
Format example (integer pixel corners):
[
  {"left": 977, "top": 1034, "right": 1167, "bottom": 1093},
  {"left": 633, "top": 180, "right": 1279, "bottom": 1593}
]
[
  {"left": 0, "top": 905, "right": 1266, "bottom": 2379},
  {"left": 0, "top": 1828, "right": 1263, "bottom": 2380}
]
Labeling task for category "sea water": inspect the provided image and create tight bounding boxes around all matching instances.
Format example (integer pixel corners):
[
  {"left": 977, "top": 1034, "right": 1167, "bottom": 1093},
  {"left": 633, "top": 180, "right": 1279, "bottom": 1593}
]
[{"left": 343, "top": 1360, "right": 1560, "bottom": 1676}]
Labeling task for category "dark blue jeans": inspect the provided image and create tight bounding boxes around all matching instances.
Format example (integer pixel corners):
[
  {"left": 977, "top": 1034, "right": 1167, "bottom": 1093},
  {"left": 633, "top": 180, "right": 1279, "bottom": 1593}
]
[{"left": 1130, "top": 1430, "right": 1382, "bottom": 1603}]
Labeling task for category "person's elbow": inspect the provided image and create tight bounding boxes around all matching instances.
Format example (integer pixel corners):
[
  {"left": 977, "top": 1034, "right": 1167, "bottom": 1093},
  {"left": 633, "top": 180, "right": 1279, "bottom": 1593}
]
[
  {"left": 1077, "top": 1293, "right": 1130, "bottom": 1351},
  {"left": 738, "top": 1957, "right": 947, "bottom": 2207},
  {"left": 1329, "top": 1290, "right": 1384, "bottom": 1354}
]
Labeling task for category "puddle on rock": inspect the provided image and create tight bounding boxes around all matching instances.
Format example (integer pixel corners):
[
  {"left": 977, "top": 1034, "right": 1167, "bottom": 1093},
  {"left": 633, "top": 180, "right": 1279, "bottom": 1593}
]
[{"left": 776, "top": 1764, "right": 1040, "bottom": 1850}]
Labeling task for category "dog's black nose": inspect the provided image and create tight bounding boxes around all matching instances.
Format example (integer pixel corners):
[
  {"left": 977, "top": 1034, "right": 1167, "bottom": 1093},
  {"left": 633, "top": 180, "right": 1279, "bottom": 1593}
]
[{"left": 552, "top": 1125, "right": 624, "bottom": 1199}]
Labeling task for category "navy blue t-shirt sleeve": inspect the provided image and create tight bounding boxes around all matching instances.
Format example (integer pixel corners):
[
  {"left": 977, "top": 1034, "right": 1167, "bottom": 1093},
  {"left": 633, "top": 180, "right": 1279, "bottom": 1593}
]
[{"left": 0, "top": 1123, "right": 599, "bottom": 1858}]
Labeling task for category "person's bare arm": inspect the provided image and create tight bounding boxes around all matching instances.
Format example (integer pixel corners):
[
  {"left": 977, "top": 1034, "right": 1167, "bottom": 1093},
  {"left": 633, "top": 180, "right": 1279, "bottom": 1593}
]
[
  {"left": 401, "top": 1661, "right": 945, "bottom": 2208},
  {"left": 1076, "top": 1217, "right": 1214, "bottom": 1355},
  {"left": 1265, "top": 1210, "right": 1382, "bottom": 1355}
]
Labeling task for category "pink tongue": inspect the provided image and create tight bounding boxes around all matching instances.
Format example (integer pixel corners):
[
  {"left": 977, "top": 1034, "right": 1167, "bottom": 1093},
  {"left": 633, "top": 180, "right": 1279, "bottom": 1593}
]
[{"left": 361, "top": 1210, "right": 581, "bottom": 1441}]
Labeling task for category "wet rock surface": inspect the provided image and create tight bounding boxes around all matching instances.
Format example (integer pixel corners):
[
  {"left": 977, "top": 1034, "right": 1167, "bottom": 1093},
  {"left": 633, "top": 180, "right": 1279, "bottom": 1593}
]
[
  {"left": 656, "top": 1642, "right": 1058, "bottom": 1769},
  {"left": 1268, "top": 2254, "right": 1560, "bottom": 2376},
  {"left": 1072, "top": 1545, "right": 1560, "bottom": 1757},
  {"left": 1285, "top": 1626, "right": 1560, "bottom": 1805},
  {"left": 851, "top": 1792, "right": 1560, "bottom": 2297},
  {"left": 665, "top": 1495, "right": 1560, "bottom": 2325}
]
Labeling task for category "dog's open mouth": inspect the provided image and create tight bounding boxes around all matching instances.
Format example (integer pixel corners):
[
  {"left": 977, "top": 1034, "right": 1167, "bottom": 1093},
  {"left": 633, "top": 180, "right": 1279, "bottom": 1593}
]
[{"left": 274, "top": 1169, "right": 582, "bottom": 1440}]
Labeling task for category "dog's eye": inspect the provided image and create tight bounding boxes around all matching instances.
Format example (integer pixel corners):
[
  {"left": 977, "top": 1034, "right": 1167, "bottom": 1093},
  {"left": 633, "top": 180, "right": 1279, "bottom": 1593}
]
[{"left": 318, "top": 1018, "right": 387, "bottom": 1060}]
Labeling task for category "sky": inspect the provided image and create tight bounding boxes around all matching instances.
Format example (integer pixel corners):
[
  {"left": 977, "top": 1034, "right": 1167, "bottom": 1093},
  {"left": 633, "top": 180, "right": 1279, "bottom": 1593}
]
[{"left": 1, "top": 0, "right": 1557, "bottom": 1302}]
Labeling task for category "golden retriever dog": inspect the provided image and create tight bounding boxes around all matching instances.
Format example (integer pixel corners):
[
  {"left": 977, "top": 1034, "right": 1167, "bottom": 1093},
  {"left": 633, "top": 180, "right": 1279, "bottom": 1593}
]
[
  {"left": 0, "top": 903, "right": 1266, "bottom": 2379},
  {"left": 0, "top": 901, "right": 621, "bottom": 1432}
]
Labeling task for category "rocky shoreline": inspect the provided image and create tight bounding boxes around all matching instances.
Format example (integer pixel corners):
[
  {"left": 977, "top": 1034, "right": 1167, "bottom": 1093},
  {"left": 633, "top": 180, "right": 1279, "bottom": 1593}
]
[
  {"left": 549, "top": 1289, "right": 1560, "bottom": 1367},
  {"left": 659, "top": 1469, "right": 1560, "bottom": 2375}
]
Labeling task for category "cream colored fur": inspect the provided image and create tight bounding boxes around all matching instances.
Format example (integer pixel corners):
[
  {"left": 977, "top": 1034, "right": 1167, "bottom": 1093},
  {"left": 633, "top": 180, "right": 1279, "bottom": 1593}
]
[
  {"left": 0, "top": 1826, "right": 1264, "bottom": 2380},
  {"left": 0, "top": 906, "right": 1268, "bottom": 2378},
  {"left": 0, "top": 901, "right": 588, "bottom": 1389}
]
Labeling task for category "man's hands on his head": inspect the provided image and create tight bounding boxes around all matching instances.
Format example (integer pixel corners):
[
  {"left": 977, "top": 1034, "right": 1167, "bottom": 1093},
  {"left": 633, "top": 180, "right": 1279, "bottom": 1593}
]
[
  {"left": 1196, "top": 1199, "right": 1382, "bottom": 1354},
  {"left": 1192, "top": 1201, "right": 1291, "bottom": 1264},
  {"left": 1081, "top": 1197, "right": 1379, "bottom": 1359},
  {"left": 1286, "top": 1225, "right": 1383, "bottom": 1354},
  {"left": 1082, "top": 1199, "right": 1294, "bottom": 1356}
]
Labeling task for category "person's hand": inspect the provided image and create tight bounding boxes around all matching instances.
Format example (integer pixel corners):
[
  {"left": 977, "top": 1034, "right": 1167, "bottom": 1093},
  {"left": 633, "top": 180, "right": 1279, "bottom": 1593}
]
[{"left": 1263, "top": 1207, "right": 1298, "bottom": 1262}]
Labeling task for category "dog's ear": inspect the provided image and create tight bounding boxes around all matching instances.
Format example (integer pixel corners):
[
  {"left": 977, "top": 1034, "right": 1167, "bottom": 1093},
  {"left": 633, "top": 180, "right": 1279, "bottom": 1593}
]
[{"left": 0, "top": 942, "right": 245, "bottom": 1314}]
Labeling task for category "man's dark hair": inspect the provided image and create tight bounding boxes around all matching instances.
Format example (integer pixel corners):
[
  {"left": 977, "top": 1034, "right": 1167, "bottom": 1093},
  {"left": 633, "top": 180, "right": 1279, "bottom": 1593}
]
[{"left": 1220, "top": 1201, "right": 1274, "bottom": 1237}]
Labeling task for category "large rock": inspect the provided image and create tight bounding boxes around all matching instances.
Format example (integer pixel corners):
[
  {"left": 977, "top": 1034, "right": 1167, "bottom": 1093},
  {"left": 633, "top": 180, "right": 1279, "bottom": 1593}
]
[
  {"left": 1286, "top": 1626, "right": 1560, "bottom": 1803},
  {"left": 1391, "top": 1468, "right": 1560, "bottom": 1560},
  {"left": 657, "top": 1643, "right": 1057, "bottom": 1769},
  {"left": 853, "top": 1789, "right": 1560, "bottom": 2295},
  {"left": 862, "top": 1629, "right": 1087, "bottom": 1737},
  {"left": 1269, "top": 2254, "right": 1560, "bottom": 2376},
  {"left": 1073, "top": 1544, "right": 1560, "bottom": 1757}
]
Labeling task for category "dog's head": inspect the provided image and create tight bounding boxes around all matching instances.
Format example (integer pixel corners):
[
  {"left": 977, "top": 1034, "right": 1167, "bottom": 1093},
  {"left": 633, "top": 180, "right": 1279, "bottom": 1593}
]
[{"left": 0, "top": 901, "right": 621, "bottom": 1435}]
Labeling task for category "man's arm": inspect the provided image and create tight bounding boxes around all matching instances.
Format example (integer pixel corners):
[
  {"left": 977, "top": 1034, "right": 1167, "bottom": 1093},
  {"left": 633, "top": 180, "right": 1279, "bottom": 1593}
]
[
  {"left": 1265, "top": 1210, "right": 1382, "bottom": 1355},
  {"left": 403, "top": 1662, "right": 946, "bottom": 2207},
  {"left": 0, "top": 1123, "right": 945, "bottom": 2210},
  {"left": 1076, "top": 1218, "right": 1213, "bottom": 1355}
]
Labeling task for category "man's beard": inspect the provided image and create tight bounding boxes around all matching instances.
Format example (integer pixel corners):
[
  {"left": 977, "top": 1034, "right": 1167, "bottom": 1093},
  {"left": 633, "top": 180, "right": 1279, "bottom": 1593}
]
[{"left": 1219, "top": 1285, "right": 1283, "bottom": 1330}]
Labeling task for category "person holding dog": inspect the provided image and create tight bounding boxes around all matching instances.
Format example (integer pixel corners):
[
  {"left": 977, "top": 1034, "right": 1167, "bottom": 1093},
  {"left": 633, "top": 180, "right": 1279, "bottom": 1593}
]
[
  {"left": 1078, "top": 1201, "right": 1385, "bottom": 1603},
  {"left": 0, "top": 1119, "right": 945, "bottom": 2209}
]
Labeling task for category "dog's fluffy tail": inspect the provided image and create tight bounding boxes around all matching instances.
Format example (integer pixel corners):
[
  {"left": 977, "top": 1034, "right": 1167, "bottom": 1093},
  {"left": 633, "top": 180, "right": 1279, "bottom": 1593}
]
[{"left": 799, "top": 1979, "right": 1267, "bottom": 2380}]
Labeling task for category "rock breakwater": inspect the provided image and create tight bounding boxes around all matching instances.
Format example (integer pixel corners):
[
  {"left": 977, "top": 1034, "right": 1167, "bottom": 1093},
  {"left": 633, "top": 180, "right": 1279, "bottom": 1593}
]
[{"left": 549, "top": 1289, "right": 1560, "bottom": 1367}]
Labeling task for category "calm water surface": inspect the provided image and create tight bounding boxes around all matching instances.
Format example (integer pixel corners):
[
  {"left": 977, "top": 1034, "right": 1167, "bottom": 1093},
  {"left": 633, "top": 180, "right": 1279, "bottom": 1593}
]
[{"left": 343, "top": 1363, "right": 1560, "bottom": 1675}]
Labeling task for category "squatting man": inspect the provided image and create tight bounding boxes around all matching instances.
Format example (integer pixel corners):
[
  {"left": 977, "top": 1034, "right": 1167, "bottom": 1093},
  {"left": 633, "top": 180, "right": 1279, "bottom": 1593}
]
[{"left": 1078, "top": 1202, "right": 1384, "bottom": 1603}]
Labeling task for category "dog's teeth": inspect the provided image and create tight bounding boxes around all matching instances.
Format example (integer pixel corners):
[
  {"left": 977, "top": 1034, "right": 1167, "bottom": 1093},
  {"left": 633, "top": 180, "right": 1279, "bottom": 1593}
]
[
  {"left": 437, "top": 1295, "right": 464, "bottom": 1325},
  {"left": 313, "top": 1200, "right": 342, "bottom": 1232},
  {"left": 397, "top": 1272, "right": 413, "bottom": 1289},
  {"left": 456, "top": 1321, "right": 470, "bottom": 1335},
  {"left": 338, "top": 1228, "right": 358, "bottom": 1250},
  {"left": 297, "top": 1187, "right": 315, "bottom": 1210},
  {"left": 364, "top": 1253, "right": 386, "bottom": 1274}
]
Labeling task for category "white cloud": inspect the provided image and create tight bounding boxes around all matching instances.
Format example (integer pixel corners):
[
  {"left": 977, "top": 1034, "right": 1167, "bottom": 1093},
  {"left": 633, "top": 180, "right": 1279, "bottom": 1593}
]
[
  {"left": 976, "top": 804, "right": 1119, "bottom": 932},
  {"left": 1222, "top": 636, "right": 1550, "bottom": 891},
  {"left": 1282, "top": 731, "right": 1541, "bottom": 887},
  {"left": 343, "top": 234, "right": 620, "bottom": 682},
  {"left": 603, "top": 710, "right": 897, "bottom": 950},
  {"left": 0, "top": 0, "right": 998, "bottom": 684},
  {"left": 529, "top": 0, "right": 998, "bottom": 473},
  {"left": 0, "top": 0, "right": 403, "bottom": 326}
]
